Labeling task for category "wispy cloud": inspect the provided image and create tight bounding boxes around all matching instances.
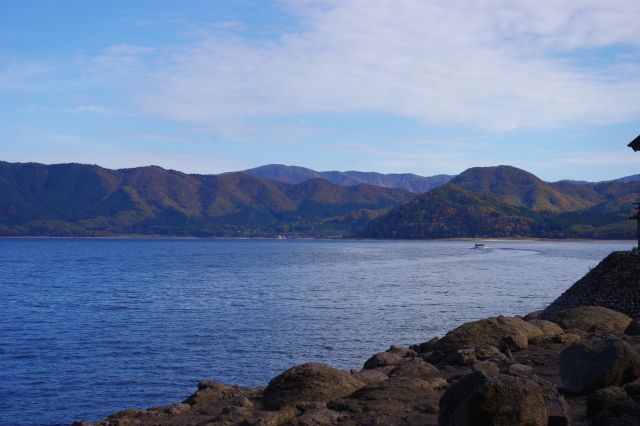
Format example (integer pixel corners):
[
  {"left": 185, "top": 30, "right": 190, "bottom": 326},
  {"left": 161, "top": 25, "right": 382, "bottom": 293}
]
[
  {"left": 62, "top": 105, "right": 127, "bottom": 115},
  {"left": 134, "top": 133, "right": 193, "bottom": 145},
  {"left": 557, "top": 150, "right": 640, "bottom": 166},
  {"left": 92, "top": 0, "right": 640, "bottom": 132},
  {"left": 0, "top": 58, "right": 50, "bottom": 91},
  {"left": 12, "top": 127, "right": 250, "bottom": 174}
]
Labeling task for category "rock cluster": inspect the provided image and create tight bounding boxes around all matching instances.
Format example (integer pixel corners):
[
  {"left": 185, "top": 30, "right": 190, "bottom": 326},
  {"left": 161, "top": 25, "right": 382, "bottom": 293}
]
[
  {"left": 76, "top": 251, "right": 640, "bottom": 426},
  {"left": 76, "top": 305, "right": 640, "bottom": 426}
]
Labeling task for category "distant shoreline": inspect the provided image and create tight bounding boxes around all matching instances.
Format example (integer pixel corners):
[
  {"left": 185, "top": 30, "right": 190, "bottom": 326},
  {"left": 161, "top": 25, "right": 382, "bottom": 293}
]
[{"left": 0, "top": 235, "right": 634, "bottom": 243}]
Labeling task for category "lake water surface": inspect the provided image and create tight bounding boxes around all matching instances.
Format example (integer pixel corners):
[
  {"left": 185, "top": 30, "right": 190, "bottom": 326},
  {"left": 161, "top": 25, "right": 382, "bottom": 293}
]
[{"left": 0, "top": 239, "right": 633, "bottom": 425}]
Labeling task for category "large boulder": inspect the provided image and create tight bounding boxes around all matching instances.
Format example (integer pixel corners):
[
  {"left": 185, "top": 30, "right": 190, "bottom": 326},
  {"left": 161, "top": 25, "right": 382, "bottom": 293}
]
[
  {"left": 624, "top": 317, "right": 640, "bottom": 336},
  {"left": 439, "top": 371, "right": 550, "bottom": 426},
  {"left": 363, "top": 351, "right": 404, "bottom": 370},
  {"left": 436, "top": 316, "right": 544, "bottom": 354},
  {"left": 388, "top": 358, "right": 438, "bottom": 378},
  {"left": 527, "top": 319, "right": 565, "bottom": 343},
  {"left": 587, "top": 386, "right": 629, "bottom": 417},
  {"left": 262, "top": 363, "right": 364, "bottom": 409},
  {"left": 330, "top": 377, "right": 440, "bottom": 425},
  {"left": 542, "top": 306, "right": 632, "bottom": 333},
  {"left": 560, "top": 339, "right": 640, "bottom": 394},
  {"left": 184, "top": 381, "right": 237, "bottom": 408}
]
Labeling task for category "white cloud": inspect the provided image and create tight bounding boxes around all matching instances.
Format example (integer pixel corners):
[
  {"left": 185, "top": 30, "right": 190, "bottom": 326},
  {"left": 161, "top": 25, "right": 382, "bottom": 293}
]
[
  {"left": 96, "top": 1, "right": 640, "bottom": 131},
  {"left": 62, "top": 105, "right": 123, "bottom": 115},
  {"left": 134, "top": 133, "right": 193, "bottom": 145},
  {"left": 0, "top": 59, "right": 50, "bottom": 91},
  {"left": 557, "top": 150, "right": 640, "bottom": 166}
]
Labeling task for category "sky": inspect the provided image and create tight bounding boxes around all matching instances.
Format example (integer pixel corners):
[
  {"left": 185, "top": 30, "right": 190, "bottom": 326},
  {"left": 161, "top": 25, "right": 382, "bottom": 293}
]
[{"left": 1, "top": 0, "right": 640, "bottom": 181}]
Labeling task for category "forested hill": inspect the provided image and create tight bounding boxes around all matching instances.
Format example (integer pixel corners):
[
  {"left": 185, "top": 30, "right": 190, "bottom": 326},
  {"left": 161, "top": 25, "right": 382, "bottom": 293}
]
[
  {"left": 362, "top": 165, "right": 640, "bottom": 239},
  {"left": 0, "top": 161, "right": 413, "bottom": 237}
]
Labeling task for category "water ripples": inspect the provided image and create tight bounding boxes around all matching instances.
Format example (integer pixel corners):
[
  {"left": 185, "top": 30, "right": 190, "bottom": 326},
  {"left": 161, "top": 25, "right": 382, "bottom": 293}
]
[{"left": 0, "top": 238, "right": 633, "bottom": 425}]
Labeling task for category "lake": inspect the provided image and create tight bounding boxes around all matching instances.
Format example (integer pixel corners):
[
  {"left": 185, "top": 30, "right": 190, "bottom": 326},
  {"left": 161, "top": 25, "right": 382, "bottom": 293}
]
[{"left": 0, "top": 238, "right": 633, "bottom": 425}]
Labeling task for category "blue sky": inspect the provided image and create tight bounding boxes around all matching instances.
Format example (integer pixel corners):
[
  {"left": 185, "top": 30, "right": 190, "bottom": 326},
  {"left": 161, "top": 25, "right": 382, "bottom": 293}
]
[{"left": 2, "top": 0, "right": 640, "bottom": 181}]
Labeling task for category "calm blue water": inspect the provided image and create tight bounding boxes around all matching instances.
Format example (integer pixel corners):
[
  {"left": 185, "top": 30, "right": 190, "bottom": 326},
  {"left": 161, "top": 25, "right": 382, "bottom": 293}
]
[{"left": 0, "top": 239, "right": 633, "bottom": 425}]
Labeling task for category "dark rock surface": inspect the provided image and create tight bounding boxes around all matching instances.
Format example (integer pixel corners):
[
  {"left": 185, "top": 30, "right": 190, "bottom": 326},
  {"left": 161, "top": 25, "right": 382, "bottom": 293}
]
[
  {"left": 439, "top": 371, "right": 552, "bottom": 426},
  {"left": 262, "top": 363, "right": 364, "bottom": 409},
  {"left": 542, "top": 306, "right": 632, "bottom": 333},
  {"left": 544, "top": 251, "right": 640, "bottom": 317},
  {"left": 79, "top": 250, "right": 640, "bottom": 426},
  {"left": 434, "top": 315, "right": 543, "bottom": 354},
  {"left": 560, "top": 339, "right": 640, "bottom": 394}
]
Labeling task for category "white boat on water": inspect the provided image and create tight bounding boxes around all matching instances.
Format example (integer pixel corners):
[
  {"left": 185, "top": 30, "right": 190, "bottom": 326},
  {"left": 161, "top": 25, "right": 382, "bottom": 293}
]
[{"left": 472, "top": 242, "right": 488, "bottom": 249}]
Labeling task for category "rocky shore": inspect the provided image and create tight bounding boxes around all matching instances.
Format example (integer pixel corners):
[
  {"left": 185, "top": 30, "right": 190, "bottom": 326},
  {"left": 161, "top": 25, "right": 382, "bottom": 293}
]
[{"left": 76, "top": 251, "right": 640, "bottom": 426}]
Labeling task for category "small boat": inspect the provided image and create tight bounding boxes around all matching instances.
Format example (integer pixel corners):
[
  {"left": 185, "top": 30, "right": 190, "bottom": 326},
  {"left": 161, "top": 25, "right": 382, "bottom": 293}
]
[{"left": 472, "top": 242, "right": 487, "bottom": 249}]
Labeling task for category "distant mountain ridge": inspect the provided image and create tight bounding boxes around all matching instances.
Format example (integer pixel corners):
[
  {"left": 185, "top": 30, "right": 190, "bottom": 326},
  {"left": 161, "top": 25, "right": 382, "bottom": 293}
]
[
  {"left": 0, "top": 161, "right": 413, "bottom": 237},
  {"left": 363, "top": 165, "right": 640, "bottom": 239},
  {"left": 242, "top": 164, "right": 453, "bottom": 193},
  {"left": 3, "top": 161, "right": 639, "bottom": 239}
]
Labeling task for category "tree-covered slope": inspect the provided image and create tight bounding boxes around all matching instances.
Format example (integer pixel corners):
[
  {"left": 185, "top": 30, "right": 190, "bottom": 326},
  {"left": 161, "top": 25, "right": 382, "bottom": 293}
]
[
  {"left": 0, "top": 161, "right": 414, "bottom": 237},
  {"left": 362, "top": 166, "right": 640, "bottom": 239}
]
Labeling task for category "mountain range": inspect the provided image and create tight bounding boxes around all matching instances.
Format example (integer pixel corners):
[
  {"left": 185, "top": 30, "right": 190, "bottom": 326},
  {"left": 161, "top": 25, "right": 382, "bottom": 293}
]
[
  {"left": 242, "top": 164, "right": 453, "bottom": 193},
  {"left": 362, "top": 165, "right": 640, "bottom": 239},
  {"left": 1, "top": 161, "right": 639, "bottom": 239},
  {"left": 0, "top": 161, "right": 412, "bottom": 237}
]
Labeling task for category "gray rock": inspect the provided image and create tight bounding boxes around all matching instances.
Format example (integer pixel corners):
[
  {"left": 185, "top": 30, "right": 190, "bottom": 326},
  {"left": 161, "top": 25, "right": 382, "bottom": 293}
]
[
  {"left": 528, "top": 319, "right": 564, "bottom": 336},
  {"left": 353, "top": 366, "right": 392, "bottom": 385},
  {"left": 243, "top": 406, "right": 300, "bottom": 426},
  {"left": 587, "top": 386, "right": 629, "bottom": 417},
  {"left": 386, "top": 345, "right": 417, "bottom": 358},
  {"left": 289, "top": 408, "right": 344, "bottom": 425},
  {"left": 474, "top": 344, "right": 504, "bottom": 361},
  {"left": 547, "top": 395, "right": 572, "bottom": 426},
  {"left": 439, "top": 371, "right": 490, "bottom": 424},
  {"left": 426, "top": 377, "right": 448, "bottom": 390},
  {"left": 528, "top": 319, "right": 565, "bottom": 343},
  {"left": 447, "top": 347, "right": 476, "bottom": 366},
  {"left": 363, "top": 351, "right": 403, "bottom": 370},
  {"left": 624, "top": 378, "right": 640, "bottom": 396},
  {"left": 560, "top": 339, "right": 640, "bottom": 394},
  {"left": 436, "top": 316, "right": 543, "bottom": 354},
  {"left": 624, "top": 318, "right": 640, "bottom": 336},
  {"left": 543, "top": 306, "right": 632, "bottom": 333},
  {"left": 554, "top": 333, "right": 582, "bottom": 345},
  {"left": 262, "top": 363, "right": 364, "bottom": 409},
  {"left": 500, "top": 331, "right": 528, "bottom": 352},
  {"left": 524, "top": 310, "right": 543, "bottom": 321},
  {"left": 439, "top": 371, "right": 550, "bottom": 426},
  {"left": 472, "top": 361, "right": 499, "bottom": 377},
  {"left": 410, "top": 337, "right": 439, "bottom": 354},
  {"left": 502, "top": 363, "right": 535, "bottom": 378},
  {"left": 329, "top": 376, "right": 440, "bottom": 420},
  {"left": 388, "top": 358, "right": 438, "bottom": 378}
]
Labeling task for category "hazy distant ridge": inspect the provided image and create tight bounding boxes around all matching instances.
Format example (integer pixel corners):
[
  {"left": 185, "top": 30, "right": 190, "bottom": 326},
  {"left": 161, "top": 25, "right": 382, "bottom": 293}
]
[{"left": 242, "top": 164, "right": 453, "bottom": 193}]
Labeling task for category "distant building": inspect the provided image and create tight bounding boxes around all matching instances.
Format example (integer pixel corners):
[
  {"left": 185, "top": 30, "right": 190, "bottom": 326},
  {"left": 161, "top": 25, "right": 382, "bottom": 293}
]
[{"left": 629, "top": 135, "right": 640, "bottom": 152}]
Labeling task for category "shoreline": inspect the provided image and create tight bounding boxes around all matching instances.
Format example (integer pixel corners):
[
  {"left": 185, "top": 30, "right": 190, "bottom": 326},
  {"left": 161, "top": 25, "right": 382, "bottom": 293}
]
[
  {"left": 78, "top": 307, "right": 640, "bottom": 426},
  {"left": 76, "top": 250, "right": 640, "bottom": 426},
  {"left": 0, "top": 235, "right": 635, "bottom": 243}
]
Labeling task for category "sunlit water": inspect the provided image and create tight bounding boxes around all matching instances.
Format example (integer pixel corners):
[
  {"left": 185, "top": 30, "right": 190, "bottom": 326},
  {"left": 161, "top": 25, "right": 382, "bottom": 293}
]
[{"left": 0, "top": 238, "right": 633, "bottom": 425}]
